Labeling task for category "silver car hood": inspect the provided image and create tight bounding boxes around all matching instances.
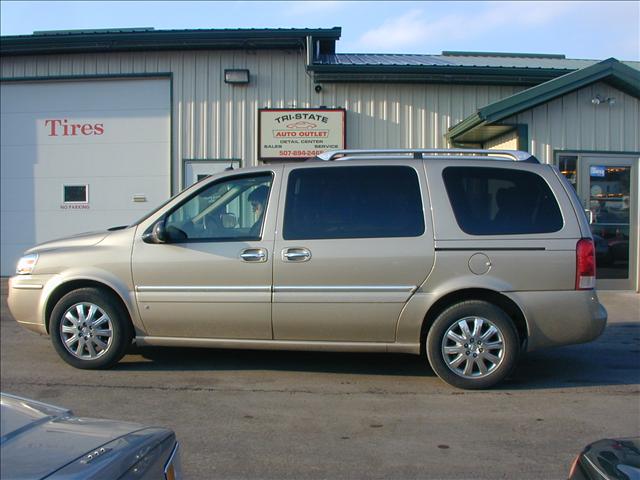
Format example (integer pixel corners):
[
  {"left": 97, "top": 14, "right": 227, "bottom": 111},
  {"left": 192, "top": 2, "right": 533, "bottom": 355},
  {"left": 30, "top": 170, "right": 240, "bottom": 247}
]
[
  {"left": 1, "top": 393, "right": 145, "bottom": 480},
  {"left": 25, "top": 230, "right": 114, "bottom": 254}
]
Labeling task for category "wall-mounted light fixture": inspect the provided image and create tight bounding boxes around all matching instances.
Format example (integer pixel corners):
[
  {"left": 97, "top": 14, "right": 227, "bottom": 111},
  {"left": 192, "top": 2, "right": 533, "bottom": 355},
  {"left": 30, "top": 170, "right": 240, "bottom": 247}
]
[
  {"left": 591, "top": 94, "right": 615, "bottom": 106},
  {"left": 224, "top": 69, "right": 250, "bottom": 85}
]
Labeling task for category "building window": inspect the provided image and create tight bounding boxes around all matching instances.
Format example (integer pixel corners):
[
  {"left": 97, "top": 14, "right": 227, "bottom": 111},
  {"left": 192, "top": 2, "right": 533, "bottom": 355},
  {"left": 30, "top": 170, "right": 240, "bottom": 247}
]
[
  {"left": 283, "top": 166, "right": 425, "bottom": 240},
  {"left": 63, "top": 185, "right": 89, "bottom": 203}
]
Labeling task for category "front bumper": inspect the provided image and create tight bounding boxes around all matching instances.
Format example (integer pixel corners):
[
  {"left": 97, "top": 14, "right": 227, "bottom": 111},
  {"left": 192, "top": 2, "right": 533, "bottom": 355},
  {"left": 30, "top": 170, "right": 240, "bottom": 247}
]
[
  {"left": 7, "top": 275, "right": 54, "bottom": 335},
  {"left": 506, "top": 290, "right": 608, "bottom": 352}
]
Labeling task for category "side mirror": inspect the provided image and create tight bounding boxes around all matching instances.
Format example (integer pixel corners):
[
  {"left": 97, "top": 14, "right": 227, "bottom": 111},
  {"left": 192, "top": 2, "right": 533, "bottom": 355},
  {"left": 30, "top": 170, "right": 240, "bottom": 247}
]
[{"left": 142, "top": 219, "right": 168, "bottom": 244}]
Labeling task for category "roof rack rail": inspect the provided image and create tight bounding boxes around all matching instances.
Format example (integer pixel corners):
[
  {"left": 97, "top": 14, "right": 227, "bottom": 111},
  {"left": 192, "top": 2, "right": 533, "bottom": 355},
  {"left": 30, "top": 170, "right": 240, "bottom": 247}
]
[{"left": 313, "top": 149, "right": 538, "bottom": 163}]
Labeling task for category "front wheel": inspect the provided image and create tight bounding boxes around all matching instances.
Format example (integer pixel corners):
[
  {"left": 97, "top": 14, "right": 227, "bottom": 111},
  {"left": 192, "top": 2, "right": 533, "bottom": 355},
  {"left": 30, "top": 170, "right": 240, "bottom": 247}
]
[
  {"left": 50, "top": 288, "right": 132, "bottom": 369},
  {"left": 426, "top": 300, "right": 519, "bottom": 389}
]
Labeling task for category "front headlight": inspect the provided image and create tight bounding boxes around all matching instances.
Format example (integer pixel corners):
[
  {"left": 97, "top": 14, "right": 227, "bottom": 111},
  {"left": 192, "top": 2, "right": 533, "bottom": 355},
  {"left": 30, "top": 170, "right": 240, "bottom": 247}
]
[{"left": 16, "top": 253, "right": 38, "bottom": 275}]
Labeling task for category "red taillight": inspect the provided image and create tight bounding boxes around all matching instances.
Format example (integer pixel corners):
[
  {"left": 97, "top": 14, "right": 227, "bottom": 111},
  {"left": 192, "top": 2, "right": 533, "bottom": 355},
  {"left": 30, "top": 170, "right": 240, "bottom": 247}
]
[{"left": 576, "top": 238, "right": 596, "bottom": 290}]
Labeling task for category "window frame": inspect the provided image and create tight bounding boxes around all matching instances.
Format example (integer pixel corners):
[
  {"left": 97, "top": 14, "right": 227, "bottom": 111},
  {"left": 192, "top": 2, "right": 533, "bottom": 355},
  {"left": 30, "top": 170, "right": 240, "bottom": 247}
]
[
  {"left": 63, "top": 184, "right": 89, "bottom": 204},
  {"left": 181, "top": 158, "right": 242, "bottom": 190}
]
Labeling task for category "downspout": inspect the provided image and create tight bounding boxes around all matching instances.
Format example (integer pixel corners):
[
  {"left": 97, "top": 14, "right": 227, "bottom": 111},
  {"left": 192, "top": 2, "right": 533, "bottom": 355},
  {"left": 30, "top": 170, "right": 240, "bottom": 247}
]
[
  {"left": 305, "top": 35, "right": 318, "bottom": 80},
  {"left": 304, "top": 35, "right": 324, "bottom": 105}
]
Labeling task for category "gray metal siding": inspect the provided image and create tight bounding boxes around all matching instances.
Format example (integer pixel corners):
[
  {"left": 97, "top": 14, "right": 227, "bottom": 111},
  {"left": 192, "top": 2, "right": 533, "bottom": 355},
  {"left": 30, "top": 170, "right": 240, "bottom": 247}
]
[
  {"left": 2, "top": 51, "right": 524, "bottom": 191},
  {"left": 320, "top": 83, "right": 523, "bottom": 150},
  {"left": 503, "top": 81, "right": 640, "bottom": 163}
]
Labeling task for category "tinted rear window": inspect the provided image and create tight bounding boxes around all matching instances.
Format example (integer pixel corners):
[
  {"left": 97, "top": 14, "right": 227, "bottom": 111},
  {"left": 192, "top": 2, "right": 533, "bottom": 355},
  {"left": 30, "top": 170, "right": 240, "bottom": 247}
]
[
  {"left": 442, "top": 167, "right": 563, "bottom": 235},
  {"left": 283, "top": 166, "right": 425, "bottom": 240}
]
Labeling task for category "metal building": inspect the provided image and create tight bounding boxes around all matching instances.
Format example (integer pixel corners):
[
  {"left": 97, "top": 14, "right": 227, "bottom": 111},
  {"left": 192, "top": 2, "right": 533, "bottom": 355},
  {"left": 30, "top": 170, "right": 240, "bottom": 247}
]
[{"left": 1, "top": 27, "right": 638, "bottom": 290}]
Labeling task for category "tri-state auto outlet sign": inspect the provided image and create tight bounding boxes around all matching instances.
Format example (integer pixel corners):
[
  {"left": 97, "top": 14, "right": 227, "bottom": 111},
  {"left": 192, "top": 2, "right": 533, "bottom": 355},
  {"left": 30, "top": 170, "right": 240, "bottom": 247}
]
[{"left": 258, "top": 108, "right": 346, "bottom": 160}]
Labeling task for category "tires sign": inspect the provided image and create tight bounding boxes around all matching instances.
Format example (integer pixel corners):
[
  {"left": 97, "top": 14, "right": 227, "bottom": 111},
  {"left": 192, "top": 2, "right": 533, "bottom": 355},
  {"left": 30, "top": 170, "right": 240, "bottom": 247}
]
[{"left": 258, "top": 108, "right": 346, "bottom": 161}]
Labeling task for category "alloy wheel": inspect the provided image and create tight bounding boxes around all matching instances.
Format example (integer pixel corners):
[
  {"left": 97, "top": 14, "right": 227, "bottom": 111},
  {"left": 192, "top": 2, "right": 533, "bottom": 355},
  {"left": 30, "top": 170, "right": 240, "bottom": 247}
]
[
  {"left": 59, "top": 302, "right": 113, "bottom": 360},
  {"left": 441, "top": 316, "right": 505, "bottom": 378}
]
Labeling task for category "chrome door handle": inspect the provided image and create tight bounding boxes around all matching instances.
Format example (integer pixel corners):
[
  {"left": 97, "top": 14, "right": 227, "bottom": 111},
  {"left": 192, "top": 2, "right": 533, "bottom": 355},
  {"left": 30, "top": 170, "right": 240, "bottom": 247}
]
[
  {"left": 240, "top": 248, "right": 267, "bottom": 262},
  {"left": 282, "top": 248, "right": 311, "bottom": 262}
]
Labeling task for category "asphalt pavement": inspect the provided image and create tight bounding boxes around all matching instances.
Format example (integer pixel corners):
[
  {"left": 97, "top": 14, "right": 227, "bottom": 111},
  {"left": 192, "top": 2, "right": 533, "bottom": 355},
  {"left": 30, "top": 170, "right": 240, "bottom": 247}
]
[{"left": 1, "top": 279, "right": 638, "bottom": 479}]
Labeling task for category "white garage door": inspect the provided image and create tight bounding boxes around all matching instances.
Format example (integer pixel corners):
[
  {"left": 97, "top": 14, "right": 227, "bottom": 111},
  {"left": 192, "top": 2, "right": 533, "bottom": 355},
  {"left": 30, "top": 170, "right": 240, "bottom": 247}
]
[{"left": 0, "top": 78, "right": 171, "bottom": 275}]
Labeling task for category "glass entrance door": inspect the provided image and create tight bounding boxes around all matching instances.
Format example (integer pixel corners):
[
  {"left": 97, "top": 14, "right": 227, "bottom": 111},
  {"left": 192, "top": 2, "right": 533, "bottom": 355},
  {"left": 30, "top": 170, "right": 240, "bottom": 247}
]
[{"left": 579, "top": 156, "right": 637, "bottom": 290}]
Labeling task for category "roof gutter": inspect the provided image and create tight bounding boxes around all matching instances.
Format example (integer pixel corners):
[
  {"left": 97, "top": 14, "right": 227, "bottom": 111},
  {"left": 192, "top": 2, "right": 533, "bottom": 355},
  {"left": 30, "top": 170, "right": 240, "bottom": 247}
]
[
  {"left": 0, "top": 28, "right": 342, "bottom": 56},
  {"left": 308, "top": 64, "right": 573, "bottom": 86},
  {"left": 446, "top": 113, "right": 486, "bottom": 143}
]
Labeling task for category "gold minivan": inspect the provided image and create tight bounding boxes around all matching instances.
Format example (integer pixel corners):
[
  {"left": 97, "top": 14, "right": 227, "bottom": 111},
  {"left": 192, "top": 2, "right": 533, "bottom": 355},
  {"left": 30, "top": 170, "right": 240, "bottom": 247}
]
[{"left": 8, "top": 149, "right": 607, "bottom": 389}]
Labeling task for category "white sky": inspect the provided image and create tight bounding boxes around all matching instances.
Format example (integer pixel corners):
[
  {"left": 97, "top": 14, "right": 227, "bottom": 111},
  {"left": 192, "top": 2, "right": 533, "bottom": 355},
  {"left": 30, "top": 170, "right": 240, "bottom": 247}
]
[{"left": 1, "top": 1, "right": 639, "bottom": 60}]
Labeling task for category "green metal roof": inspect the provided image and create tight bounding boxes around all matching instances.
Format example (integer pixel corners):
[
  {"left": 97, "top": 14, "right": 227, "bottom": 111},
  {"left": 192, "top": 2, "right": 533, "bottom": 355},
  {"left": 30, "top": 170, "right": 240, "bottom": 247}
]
[
  {"left": 447, "top": 58, "right": 640, "bottom": 144},
  {"left": 2, "top": 28, "right": 638, "bottom": 87},
  {"left": 441, "top": 51, "right": 567, "bottom": 59},
  {"left": 314, "top": 52, "right": 607, "bottom": 70},
  {"left": 33, "top": 27, "right": 157, "bottom": 35},
  {"left": 310, "top": 51, "right": 639, "bottom": 86},
  {"left": 438, "top": 51, "right": 638, "bottom": 71},
  {"left": 0, "top": 27, "right": 342, "bottom": 56}
]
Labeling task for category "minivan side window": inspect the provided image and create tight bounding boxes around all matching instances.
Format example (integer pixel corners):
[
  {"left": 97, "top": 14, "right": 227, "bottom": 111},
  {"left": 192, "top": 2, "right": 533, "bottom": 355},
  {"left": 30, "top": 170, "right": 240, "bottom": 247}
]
[
  {"left": 442, "top": 167, "right": 563, "bottom": 235},
  {"left": 164, "top": 173, "right": 272, "bottom": 241},
  {"left": 283, "top": 166, "right": 425, "bottom": 240}
]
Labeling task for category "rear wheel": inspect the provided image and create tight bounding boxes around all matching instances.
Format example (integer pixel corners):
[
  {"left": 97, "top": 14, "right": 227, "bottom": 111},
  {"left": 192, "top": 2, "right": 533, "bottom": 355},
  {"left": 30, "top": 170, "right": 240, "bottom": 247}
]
[
  {"left": 426, "top": 300, "right": 519, "bottom": 389},
  {"left": 50, "top": 288, "right": 132, "bottom": 369}
]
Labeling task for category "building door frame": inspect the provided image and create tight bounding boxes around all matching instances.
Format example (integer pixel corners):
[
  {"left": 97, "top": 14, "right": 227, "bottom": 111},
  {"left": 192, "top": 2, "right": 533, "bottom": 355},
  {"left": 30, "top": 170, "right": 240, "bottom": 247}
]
[
  {"left": 556, "top": 151, "right": 639, "bottom": 291},
  {"left": 182, "top": 158, "right": 241, "bottom": 190}
]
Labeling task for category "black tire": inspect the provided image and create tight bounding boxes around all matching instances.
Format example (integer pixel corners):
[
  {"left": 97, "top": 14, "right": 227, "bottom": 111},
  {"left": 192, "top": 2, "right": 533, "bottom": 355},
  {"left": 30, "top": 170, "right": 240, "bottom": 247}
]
[
  {"left": 49, "top": 287, "right": 132, "bottom": 369},
  {"left": 426, "top": 300, "right": 519, "bottom": 390}
]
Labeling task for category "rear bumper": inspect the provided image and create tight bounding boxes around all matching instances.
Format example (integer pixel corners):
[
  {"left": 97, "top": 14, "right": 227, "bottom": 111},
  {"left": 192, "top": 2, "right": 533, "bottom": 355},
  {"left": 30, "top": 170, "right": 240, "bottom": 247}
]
[{"left": 505, "top": 290, "right": 607, "bottom": 352}]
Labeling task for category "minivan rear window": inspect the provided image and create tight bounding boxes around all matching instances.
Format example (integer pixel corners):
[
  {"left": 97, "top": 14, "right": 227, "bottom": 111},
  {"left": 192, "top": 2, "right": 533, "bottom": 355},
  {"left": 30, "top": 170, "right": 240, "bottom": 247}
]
[
  {"left": 442, "top": 167, "right": 563, "bottom": 235},
  {"left": 283, "top": 166, "right": 425, "bottom": 240}
]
